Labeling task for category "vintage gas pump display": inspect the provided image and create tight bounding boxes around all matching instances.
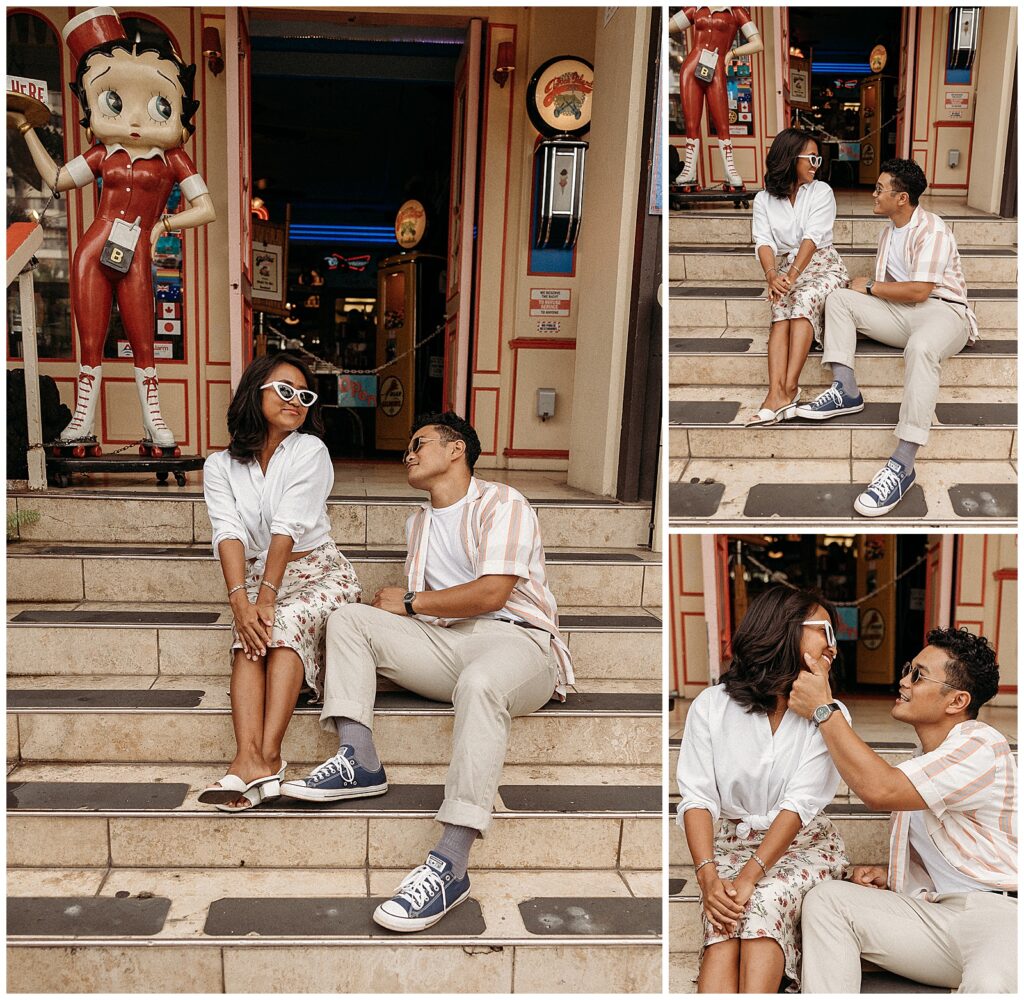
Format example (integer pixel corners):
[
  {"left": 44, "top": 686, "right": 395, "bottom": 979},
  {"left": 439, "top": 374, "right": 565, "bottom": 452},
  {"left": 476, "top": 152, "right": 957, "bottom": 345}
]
[
  {"left": 527, "top": 55, "right": 592, "bottom": 250},
  {"left": 668, "top": 6, "right": 763, "bottom": 198},
  {"left": 373, "top": 199, "right": 445, "bottom": 451},
  {"left": 6, "top": 5, "right": 215, "bottom": 462}
]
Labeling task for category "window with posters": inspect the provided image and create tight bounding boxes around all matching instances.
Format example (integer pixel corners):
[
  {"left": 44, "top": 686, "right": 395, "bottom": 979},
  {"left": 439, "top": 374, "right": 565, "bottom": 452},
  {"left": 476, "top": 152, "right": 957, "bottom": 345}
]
[
  {"left": 668, "top": 8, "right": 756, "bottom": 140},
  {"left": 6, "top": 11, "right": 73, "bottom": 360}
]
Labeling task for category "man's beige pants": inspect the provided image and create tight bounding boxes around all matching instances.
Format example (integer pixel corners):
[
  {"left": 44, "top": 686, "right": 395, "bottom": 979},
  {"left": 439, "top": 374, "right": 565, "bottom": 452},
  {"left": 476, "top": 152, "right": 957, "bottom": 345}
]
[
  {"left": 822, "top": 287, "right": 971, "bottom": 445},
  {"left": 802, "top": 880, "right": 1018, "bottom": 993},
  {"left": 319, "top": 603, "right": 558, "bottom": 833}
]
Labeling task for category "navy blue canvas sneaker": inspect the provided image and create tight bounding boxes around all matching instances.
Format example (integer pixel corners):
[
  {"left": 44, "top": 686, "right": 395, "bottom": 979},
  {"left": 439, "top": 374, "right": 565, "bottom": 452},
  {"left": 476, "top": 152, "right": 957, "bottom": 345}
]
[
  {"left": 372, "top": 851, "right": 471, "bottom": 932},
  {"left": 854, "top": 459, "right": 917, "bottom": 517},
  {"left": 279, "top": 744, "right": 387, "bottom": 802},
  {"left": 795, "top": 380, "right": 865, "bottom": 420}
]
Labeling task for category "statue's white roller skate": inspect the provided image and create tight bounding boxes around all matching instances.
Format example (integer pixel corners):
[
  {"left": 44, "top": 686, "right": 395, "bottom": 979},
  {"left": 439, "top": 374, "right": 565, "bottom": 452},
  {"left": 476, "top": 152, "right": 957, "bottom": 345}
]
[{"left": 134, "top": 366, "right": 179, "bottom": 456}]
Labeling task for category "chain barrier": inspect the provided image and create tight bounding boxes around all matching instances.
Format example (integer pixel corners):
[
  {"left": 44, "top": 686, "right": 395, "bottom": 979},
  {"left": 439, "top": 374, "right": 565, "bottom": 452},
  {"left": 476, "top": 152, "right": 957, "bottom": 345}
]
[
  {"left": 741, "top": 548, "right": 931, "bottom": 607},
  {"left": 305, "top": 322, "right": 446, "bottom": 378}
]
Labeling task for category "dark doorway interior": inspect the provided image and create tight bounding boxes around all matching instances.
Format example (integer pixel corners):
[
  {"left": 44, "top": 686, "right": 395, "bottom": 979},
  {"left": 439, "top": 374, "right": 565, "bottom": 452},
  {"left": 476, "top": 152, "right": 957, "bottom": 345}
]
[{"left": 249, "top": 18, "right": 459, "bottom": 458}]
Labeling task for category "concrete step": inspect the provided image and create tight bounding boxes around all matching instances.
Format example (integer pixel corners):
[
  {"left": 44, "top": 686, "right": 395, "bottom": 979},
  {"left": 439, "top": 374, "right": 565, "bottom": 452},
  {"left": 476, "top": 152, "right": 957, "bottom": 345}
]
[
  {"left": 668, "top": 807, "right": 891, "bottom": 867},
  {"left": 6, "top": 866, "right": 661, "bottom": 993},
  {"left": 5, "top": 543, "right": 662, "bottom": 609},
  {"left": 668, "top": 283, "right": 1016, "bottom": 329},
  {"left": 669, "top": 211, "right": 1017, "bottom": 248},
  {"left": 6, "top": 603, "right": 662, "bottom": 683},
  {"left": 4, "top": 490, "right": 653, "bottom": 549},
  {"left": 668, "top": 388, "right": 1017, "bottom": 462},
  {"left": 669, "top": 332, "right": 1017, "bottom": 389},
  {"left": 668, "top": 457, "right": 1017, "bottom": 528},
  {"left": 7, "top": 761, "right": 660, "bottom": 871},
  {"left": 670, "top": 244, "right": 1017, "bottom": 284},
  {"left": 7, "top": 676, "right": 662, "bottom": 768}
]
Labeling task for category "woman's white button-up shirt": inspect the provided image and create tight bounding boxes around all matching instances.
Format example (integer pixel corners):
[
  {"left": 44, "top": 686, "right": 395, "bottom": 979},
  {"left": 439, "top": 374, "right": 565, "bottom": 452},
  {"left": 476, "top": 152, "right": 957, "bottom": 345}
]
[
  {"left": 676, "top": 683, "right": 850, "bottom": 837},
  {"left": 203, "top": 431, "right": 335, "bottom": 568},
  {"left": 752, "top": 179, "right": 838, "bottom": 260}
]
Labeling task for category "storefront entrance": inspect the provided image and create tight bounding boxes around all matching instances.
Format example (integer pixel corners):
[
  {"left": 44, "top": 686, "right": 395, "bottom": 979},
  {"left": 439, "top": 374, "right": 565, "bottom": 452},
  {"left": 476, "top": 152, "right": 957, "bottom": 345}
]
[{"left": 232, "top": 10, "right": 480, "bottom": 460}]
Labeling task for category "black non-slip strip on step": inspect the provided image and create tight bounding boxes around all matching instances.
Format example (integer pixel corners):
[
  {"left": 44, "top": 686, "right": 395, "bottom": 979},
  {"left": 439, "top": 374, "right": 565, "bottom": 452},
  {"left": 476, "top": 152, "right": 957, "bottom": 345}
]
[
  {"left": 8, "top": 896, "right": 171, "bottom": 937},
  {"left": 262, "top": 785, "right": 446, "bottom": 813},
  {"left": 947, "top": 484, "right": 1017, "bottom": 518},
  {"left": 372, "top": 691, "right": 662, "bottom": 713},
  {"left": 671, "top": 400, "right": 1016, "bottom": 428},
  {"left": 669, "top": 338, "right": 1017, "bottom": 357},
  {"left": 203, "top": 897, "right": 485, "bottom": 937},
  {"left": 518, "top": 897, "right": 660, "bottom": 936},
  {"left": 7, "top": 690, "right": 206, "bottom": 710},
  {"left": 669, "top": 481, "right": 726, "bottom": 519},
  {"left": 668, "top": 401, "right": 742, "bottom": 425},
  {"left": 10, "top": 610, "right": 221, "bottom": 626},
  {"left": 934, "top": 403, "right": 1017, "bottom": 426},
  {"left": 669, "top": 244, "right": 1018, "bottom": 257},
  {"left": 823, "top": 803, "right": 887, "bottom": 817},
  {"left": 669, "top": 285, "right": 1017, "bottom": 300},
  {"left": 7, "top": 781, "right": 190, "bottom": 811},
  {"left": 861, "top": 971, "right": 947, "bottom": 994},
  {"left": 558, "top": 614, "right": 660, "bottom": 629},
  {"left": 498, "top": 784, "right": 661, "bottom": 813},
  {"left": 668, "top": 877, "right": 689, "bottom": 895},
  {"left": 743, "top": 484, "right": 929, "bottom": 519}
]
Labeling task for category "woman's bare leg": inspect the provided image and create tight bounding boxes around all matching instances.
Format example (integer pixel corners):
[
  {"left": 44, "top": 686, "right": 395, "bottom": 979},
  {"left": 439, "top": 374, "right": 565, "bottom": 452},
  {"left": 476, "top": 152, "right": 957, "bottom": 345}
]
[
  {"left": 761, "top": 320, "right": 792, "bottom": 411},
  {"left": 785, "top": 317, "right": 815, "bottom": 401},
  {"left": 261, "top": 646, "right": 304, "bottom": 774},
  {"left": 698, "top": 938, "right": 740, "bottom": 993},
  {"left": 223, "top": 649, "right": 271, "bottom": 807},
  {"left": 738, "top": 937, "right": 785, "bottom": 993}
]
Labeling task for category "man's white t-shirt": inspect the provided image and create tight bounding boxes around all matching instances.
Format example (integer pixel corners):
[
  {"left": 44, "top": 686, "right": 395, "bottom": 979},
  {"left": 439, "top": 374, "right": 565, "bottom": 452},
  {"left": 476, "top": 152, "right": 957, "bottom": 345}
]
[
  {"left": 884, "top": 222, "right": 912, "bottom": 282},
  {"left": 423, "top": 493, "right": 522, "bottom": 623},
  {"left": 908, "top": 811, "right": 993, "bottom": 894}
]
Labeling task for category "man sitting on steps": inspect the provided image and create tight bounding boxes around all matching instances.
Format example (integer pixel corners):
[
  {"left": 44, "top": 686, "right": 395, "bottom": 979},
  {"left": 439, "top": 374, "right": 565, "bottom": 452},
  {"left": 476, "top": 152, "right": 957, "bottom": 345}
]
[
  {"left": 796, "top": 158, "right": 978, "bottom": 518},
  {"left": 281, "top": 411, "right": 572, "bottom": 932},
  {"left": 788, "top": 626, "right": 1017, "bottom": 993}
]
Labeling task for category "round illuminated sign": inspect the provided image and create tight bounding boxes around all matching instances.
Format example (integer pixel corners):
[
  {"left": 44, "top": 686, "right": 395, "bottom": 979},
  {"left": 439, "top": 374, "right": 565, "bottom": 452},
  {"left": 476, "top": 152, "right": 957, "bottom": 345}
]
[
  {"left": 526, "top": 55, "right": 594, "bottom": 138},
  {"left": 861, "top": 608, "right": 885, "bottom": 651},
  {"left": 380, "top": 376, "right": 405, "bottom": 417},
  {"left": 395, "top": 200, "right": 426, "bottom": 249},
  {"left": 869, "top": 45, "right": 887, "bottom": 73}
]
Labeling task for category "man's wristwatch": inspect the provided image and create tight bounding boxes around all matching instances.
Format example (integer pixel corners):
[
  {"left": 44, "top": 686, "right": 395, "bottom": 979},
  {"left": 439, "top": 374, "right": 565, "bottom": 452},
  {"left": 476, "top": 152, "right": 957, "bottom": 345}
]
[
  {"left": 866, "top": 279, "right": 875, "bottom": 296},
  {"left": 403, "top": 591, "right": 417, "bottom": 616},
  {"left": 812, "top": 702, "right": 841, "bottom": 728}
]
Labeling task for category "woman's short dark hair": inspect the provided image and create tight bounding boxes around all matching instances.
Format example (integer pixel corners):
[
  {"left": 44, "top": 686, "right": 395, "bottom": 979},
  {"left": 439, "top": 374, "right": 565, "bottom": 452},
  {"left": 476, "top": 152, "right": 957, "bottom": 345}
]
[
  {"left": 927, "top": 626, "right": 999, "bottom": 719},
  {"left": 764, "top": 128, "right": 818, "bottom": 199},
  {"left": 226, "top": 353, "right": 324, "bottom": 463},
  {"left": 411, "top": 411, "right": 482, "bottom": 472},
  {"left": 721, "top": 586, "right": 838, "bottom": 714},
  {"left": 879, "top": 158, "right": 928, "bottom": 205}
]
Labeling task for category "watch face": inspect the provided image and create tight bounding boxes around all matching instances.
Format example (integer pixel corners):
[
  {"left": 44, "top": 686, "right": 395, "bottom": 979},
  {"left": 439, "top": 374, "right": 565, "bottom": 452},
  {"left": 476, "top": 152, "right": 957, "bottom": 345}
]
[{"left": 813, "top": 705, "right": 831, "bottom": 723}]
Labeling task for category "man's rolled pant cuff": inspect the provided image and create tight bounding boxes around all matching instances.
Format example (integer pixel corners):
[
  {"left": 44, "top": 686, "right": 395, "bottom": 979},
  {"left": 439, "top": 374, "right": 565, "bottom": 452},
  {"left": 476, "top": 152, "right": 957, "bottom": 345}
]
[
  {"left": 894, "top": 421, "right": 930, "bottom": 446},
  {"left": 318, "top": 697, "right": 375, "bottom": 733},
  {"left": 820, "top": 352, "right": 856, "bottom": 370},
  {"left": 436, "top": 798, "right": 492, "bottom": 836}
]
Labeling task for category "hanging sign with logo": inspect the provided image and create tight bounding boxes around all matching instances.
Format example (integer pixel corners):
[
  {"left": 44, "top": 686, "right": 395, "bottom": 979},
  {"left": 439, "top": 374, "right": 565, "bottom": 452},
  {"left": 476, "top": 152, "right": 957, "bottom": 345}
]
[
  {"left": 395, "top": 200, "right": 427, "bottom": 249},
  {"left": 379, "top": 375, "right": 405, "bottom": 417},
  {"left": 526, "top": 56, "right": 594, "bottom": 138}
]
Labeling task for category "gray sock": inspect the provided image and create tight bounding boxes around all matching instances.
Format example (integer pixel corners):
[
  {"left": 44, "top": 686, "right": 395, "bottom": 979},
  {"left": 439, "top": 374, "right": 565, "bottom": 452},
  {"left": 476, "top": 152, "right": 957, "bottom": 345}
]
[
  {"left": 334, "top": 718, "right": 380, "bottom": 771},
  {"left": 890, "top": 439, "right": 919, "bottom": 472},
  {"left": 830, "top": 363, "right": 860, "bottom": 399},
  {"left": 434, "top": 824, "right": 478, "bottom": 880}
]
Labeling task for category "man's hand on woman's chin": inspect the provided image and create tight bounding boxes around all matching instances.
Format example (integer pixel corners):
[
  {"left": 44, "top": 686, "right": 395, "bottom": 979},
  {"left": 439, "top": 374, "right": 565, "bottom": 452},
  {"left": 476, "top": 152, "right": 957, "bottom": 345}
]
[{"left": 787, "top": 653, "right": 834, "bottom": 719}]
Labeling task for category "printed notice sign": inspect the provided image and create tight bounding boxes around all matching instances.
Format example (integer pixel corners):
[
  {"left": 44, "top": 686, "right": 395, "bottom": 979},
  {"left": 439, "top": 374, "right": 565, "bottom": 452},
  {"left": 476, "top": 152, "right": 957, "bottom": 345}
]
[
  {"left": 529, "top": 288, "right": 571, "bottom": 317},
  {"left": 944, "top": 91, "right": 969, "bottom": 110}
]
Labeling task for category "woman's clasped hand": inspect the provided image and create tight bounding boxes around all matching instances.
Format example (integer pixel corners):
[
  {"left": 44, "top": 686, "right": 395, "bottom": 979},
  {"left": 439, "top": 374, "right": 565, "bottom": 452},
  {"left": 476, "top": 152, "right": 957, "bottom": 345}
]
[
  {"left": 229, "top": 587, "right": 274, "bottom": 659},
  {"left": 698, "top": 864, "right": 746, "bottom": 933}
]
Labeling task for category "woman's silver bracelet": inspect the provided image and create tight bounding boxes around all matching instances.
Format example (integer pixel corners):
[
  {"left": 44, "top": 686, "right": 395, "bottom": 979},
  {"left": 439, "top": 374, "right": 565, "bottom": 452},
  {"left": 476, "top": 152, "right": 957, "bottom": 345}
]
[
  {"left": 752, "top": 852, "right": 769, "bottom": 875},
  {"left": 260, "top": 579, "right": 279, "bottom": 594},
  {"left": 764, "top": 267, "right": 777, "bottom": 278},
  {"left": 694, "top": 857, "right": 716, "bottom": 875},
  {"left": 227, "top": 584, "right": 246, "bottom": 598}
]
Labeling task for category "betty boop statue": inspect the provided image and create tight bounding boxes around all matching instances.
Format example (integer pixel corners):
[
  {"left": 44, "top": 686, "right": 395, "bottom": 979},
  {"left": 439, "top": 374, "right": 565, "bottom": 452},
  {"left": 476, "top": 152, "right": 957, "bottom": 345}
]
[
  {"left": 669, "top": 7, "right": 764, "bottom": 191},
  {"left": 7, "top": 7, "right": 215, "bottom": 447}
]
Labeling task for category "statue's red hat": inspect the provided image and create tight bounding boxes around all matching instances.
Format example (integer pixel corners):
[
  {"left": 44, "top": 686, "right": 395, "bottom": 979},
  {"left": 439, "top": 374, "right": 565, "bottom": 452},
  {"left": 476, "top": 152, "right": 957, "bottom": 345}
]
[{"left": 62, "top": 7, "right": 127, "bottom": 68}]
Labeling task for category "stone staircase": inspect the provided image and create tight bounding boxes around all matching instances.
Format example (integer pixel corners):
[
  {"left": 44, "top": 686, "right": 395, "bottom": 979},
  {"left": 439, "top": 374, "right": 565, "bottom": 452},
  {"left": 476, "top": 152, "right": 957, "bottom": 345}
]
[
  {"left": 669, "top": 209, "right": 1018, "bottom": 527},
  {"left": 6, "top": 487, "right": 662, "bottom": 993},
  {"left": 668, "top": 734, "right": 1018, "bottom": 993}
]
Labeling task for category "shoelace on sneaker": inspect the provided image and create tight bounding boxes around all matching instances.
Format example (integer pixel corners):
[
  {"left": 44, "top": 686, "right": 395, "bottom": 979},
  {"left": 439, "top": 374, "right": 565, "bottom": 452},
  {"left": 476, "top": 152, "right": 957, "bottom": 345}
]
[
  {"left": 868, "top": 465, "right": 901, "bottom": 500},
  {"left": 810, "top": 382, "right": 844, "bottom": 410},
  {"left": 308, "top": 751, "right": 356, "bottom": 786},
  {"left": 394, "top": 865, "right": 445, "bottom": 910}
]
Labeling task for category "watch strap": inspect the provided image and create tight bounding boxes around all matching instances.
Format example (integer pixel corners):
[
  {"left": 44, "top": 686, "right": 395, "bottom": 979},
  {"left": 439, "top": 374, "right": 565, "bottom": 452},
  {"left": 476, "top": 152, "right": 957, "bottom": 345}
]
[
  {"left": 866, "top": 279, "right": 875, "bottom": 296},
  {"left": 403, "top": 591, "right": 416, "bottom": 616}
]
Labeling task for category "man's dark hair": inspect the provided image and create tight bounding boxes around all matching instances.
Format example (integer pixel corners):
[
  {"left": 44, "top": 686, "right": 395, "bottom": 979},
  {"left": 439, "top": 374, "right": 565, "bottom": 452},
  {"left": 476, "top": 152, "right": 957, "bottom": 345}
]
[
  {"left": 411, "top": 411, "right": 481, "bottom": 472},
  {"left": 926, "top": 626, "right": 999, "bottom": 719},
  {"left": 764, "top": 128, "right": 819, "bottom": 199},
  {"left": 226, "top": 352, "right": 323, "bottom": 463},
  {"left": 879, "top": 158, "right": 928, "bottom": 205},
  {"left": 721, "top": 586, "right": 839, "bottom": 714},
  {"left": 70, "top": 41, "right": 200, "bottom": 138}
]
